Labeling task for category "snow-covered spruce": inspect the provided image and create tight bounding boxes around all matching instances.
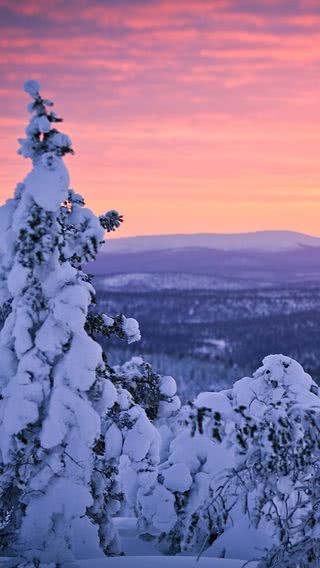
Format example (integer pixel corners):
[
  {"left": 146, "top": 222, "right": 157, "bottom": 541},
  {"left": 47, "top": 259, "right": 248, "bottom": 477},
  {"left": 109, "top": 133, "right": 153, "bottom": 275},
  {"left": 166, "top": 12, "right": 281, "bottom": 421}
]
[
  {"left": 113, "top": 357, "right": 180, "bottom": 423},
  {"left": 85, "top": 312, "right": 141, "bottom": 347},
  {"left": 192, "top": 355, "right": 320, "bottom": 565},
  {"left": 109, "top": 357, "right": 180, "bottom": 513},
  {"left": 79, "top": 329, "right": 180, "bottom": 521},
  {"left": 0, "top": 82, "right": 124, "bottom": 564},
  {"left": 83, "top": 322, "right": 164, "bottom": 552},
  {"left": 78, "top": 287, "right": 181, "bottom": 544},
  {"left": 138, "top": 355, "right": 320, "bottom": 564},
  {"left": 226, "top": 355, "right": 320, "bottom": 568},
  {"left": 103, "top": 381, "right": 161, "bottom": 519},
  {"left": 83, "top": 316, "right": 160, "bottom": 521}
]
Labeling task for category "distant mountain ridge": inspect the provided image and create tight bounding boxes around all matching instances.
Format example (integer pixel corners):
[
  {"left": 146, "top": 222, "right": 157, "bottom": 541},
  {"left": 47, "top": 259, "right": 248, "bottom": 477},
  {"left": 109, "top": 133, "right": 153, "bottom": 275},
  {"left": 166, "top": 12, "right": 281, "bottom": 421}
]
[
  {"left": 88, "top": 231, "right": 320, "bottom": 286},
  {"left": 103, "top": 231, "right": 320, "bottom": 255}
]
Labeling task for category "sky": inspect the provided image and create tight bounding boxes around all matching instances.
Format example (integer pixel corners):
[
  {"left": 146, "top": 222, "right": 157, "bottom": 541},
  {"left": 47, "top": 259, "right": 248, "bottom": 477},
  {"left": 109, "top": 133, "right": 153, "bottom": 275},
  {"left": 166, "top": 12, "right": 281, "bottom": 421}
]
[{"left": 1, "top": 0, "right": 320, "bottom": 237}]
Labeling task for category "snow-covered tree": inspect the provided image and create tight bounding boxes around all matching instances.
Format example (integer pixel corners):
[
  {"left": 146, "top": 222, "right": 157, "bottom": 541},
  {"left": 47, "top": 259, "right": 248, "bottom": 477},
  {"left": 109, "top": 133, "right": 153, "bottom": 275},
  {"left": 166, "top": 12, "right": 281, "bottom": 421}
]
[
  {"left": 190, "top": 355, "right": 320, "bottom": 566},
  {"left": 136, "top": 389, "right": 231, "bottom": 554},
  {"left": 113, "top": 357, "right": 180, "bottom": 423},
  {"left": 110, "top": 357, "right": 180, "bottom": 514},
  {"left": 138, "top": 354, "right": 320, "bottom": 565},
  {"left": 81, "top": 346, "right": 180, "bottom": 522},
  {"left": 0, "top": 80, "right": 126, "bottom": 564},
  {"left": 222, "top": 355, "right": 320, "bottom": 568}
]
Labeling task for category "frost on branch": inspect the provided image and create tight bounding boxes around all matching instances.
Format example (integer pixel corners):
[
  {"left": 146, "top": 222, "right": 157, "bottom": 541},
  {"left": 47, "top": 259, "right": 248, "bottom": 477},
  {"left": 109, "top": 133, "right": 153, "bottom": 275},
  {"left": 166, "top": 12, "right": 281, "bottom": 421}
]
[{"left": 0, "top": 81, "right": 125, "bottom": 563}]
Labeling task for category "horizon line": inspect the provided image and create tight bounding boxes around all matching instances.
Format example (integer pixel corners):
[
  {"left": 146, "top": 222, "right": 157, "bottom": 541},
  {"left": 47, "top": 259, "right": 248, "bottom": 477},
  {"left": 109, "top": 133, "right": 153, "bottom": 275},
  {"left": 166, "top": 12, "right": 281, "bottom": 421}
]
[{"left": 108, "top": 229, "right": 320, "bottom": 240}]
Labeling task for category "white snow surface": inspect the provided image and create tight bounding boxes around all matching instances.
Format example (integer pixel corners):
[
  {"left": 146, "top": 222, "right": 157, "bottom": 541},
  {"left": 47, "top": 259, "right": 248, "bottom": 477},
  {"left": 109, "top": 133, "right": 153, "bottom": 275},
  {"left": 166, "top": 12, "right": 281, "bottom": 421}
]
[
  {"left": 122, "top": 316, "right": 141, "bottom": 344},
  {"left": 159, "top": 375, "right": 177, "bottom": 397},
  {"left": 65, "top": 558, "right": 253, "bottom": 567},
  {"left": 69, "top": 517, "right": 257, "bottom": 566}
]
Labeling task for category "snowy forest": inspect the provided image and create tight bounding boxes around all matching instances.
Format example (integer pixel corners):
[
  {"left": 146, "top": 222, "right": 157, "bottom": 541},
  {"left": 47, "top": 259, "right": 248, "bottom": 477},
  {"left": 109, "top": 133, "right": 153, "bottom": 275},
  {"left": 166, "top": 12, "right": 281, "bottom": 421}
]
[{"left": 1, "top": 82, "right": 320, "bottom": 568}]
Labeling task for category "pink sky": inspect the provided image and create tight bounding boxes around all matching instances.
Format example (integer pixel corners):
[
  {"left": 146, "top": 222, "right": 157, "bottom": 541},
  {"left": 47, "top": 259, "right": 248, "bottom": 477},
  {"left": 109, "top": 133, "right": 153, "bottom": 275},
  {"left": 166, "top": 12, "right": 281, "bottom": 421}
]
[{"left": 1, "top": 0, "right": 320, "bottom": 237}]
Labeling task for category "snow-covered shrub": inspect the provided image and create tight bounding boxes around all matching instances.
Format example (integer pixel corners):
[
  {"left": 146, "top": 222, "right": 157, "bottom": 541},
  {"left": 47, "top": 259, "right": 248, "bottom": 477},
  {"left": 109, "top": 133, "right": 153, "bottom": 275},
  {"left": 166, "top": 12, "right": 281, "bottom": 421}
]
[
  {"left": 77, "top": 278, "right": 181, "bottom": 543},
  {"left": 225, "top": 355, "right": 320, "bottom": 568},
  {"left": 83, "top": 329, "right": 162, "bottom": 549},
  {"left": 85, "top": 311, "right": 141, "bottom": 347},
  {"left": 0, "top": 81, "right": 125, "bottom": 564},
  {"left": 189, "top": 355, "right": 320, "bottom": 565},
  {"left": 104, "top": 384, "right": 161, "bottom": 517},
  {"left": 83, "top": 349, "right": 181, "bottom": 522},
  {"left": 113, "top": 357, "right": 180, "bottom": 422},
  {"left": 107, "top": 357, "right": 181, "bottom": 514},
  {"left": 62, "top": 222, "right": 180, "bottom": 548},
  {"left": 136, "top": 389, "right": 231, "bottom": 554},
  {"left": 139, "top": 354, "right": 320, "bottom": 564}
]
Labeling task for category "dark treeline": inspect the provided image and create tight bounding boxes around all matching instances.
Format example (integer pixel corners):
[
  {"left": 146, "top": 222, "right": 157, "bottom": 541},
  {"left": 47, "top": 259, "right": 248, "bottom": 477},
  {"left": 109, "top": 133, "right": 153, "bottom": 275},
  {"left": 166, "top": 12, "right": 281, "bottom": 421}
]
[{"left": 96, "top": 285, "right": 320, "bottom": 399}]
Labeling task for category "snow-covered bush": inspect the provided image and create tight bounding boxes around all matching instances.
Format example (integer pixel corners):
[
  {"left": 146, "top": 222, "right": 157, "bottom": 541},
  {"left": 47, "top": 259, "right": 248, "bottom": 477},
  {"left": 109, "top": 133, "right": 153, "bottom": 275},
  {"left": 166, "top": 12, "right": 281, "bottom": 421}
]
[
  {"left": 191, "top": 355, "right": 320, "bottom": 565},
  {"left": 108, "top": 357, "right": 180, "bottom": 513},
  {"left": 224, "top": 355, "right": 320, "bottom": 568},
  {"left": 113, "top": 356, "right": 180, "bottom": 422},
  {"left": 83, "top": 340, "right": 162, "bottom": 547},
  {"left": 136, "top": 389, "right": 231, "bottom": 554},
  {"left": 0, "top": 81, "right": 126, "bottom": 564},
  {"left": 138, "top": 354, "right": 320, "bottom": 565},
  {"left": 83, "top": 348, "right": 181, "bottom": 523},
  {"left": 104, "top": 384, "right": 161, "bottom": 517}
]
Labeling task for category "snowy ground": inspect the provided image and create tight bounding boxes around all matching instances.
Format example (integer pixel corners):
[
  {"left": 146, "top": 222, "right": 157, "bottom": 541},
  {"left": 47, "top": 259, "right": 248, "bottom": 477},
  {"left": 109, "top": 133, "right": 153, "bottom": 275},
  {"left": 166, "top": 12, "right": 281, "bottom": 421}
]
[
  {"left": 68, "top": 518, "right": 258, "bottom": 568},
  {"left": 70, "top": 557, "right": 256, "bottom": 567},
  {"left": 0, "top": 557, "right": 257, "bottom": 568},
  {"left": 0, "top": 517, "right": 258, "bottom": 567}
]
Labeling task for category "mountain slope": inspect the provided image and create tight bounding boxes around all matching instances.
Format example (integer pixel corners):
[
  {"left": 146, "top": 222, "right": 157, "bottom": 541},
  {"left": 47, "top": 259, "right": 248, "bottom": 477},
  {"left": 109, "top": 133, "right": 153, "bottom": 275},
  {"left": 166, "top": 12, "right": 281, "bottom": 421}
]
[
  {"left": 102, "top": 230, "right": 320, "bottom": 255},
  {"left": 88, "top": 231, "right": 320, "bottom": 286}
]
